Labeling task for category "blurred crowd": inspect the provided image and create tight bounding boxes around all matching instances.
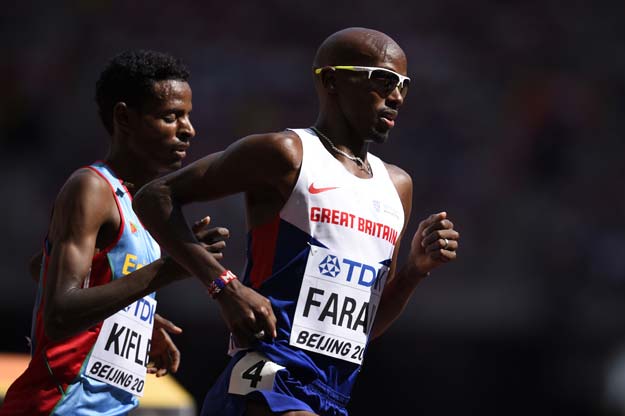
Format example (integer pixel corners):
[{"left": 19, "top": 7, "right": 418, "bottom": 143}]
[{"left": 1, "top": 1, "right": 623, "bottom": 414}]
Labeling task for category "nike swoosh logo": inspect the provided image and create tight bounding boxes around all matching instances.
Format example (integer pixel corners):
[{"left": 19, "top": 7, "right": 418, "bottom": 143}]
[{"left": 309, "top": 183, "right": 340, "bottom": 194}]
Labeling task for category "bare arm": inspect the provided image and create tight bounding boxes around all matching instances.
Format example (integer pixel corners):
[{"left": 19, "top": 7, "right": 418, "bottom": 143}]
[
  {"left": 29, "top": 250, "right": 43, "bottom": 281},
  {"left": 43, "top": 169, "right": 188, "bottom": 341},
  {"left": 134, "top": 131, "right": 302, "bottom": 345},
  {"left": 370, "top": 166, "right": 460, "bottom": 339}
]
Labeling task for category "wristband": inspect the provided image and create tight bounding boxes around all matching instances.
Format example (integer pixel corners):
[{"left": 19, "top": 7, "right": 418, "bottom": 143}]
[{"left": 207, "top": 269, "right": 238, "bottom": 298}]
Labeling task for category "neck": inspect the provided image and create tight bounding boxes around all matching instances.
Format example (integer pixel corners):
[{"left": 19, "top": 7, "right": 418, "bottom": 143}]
[
  {"left": 105, "top": 146, "right": 157, "bottom": 195},
  {"left": 314, "top": 114, "right": 369, "bottom": 160},
  {"left": 311, "top": 123, "right": 372, "bottom": 177}
]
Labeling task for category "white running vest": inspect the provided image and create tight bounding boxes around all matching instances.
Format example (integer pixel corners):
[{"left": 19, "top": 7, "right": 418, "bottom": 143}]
[{"left": 284, "top": 128, "right": 405, "bottom": 364}]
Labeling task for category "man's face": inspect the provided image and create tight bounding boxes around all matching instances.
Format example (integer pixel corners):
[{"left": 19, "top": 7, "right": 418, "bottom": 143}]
[
  {"left": 128, "top": 79, "right": 195, "bottom": 172},
  {"left": 335, "top": 47, "right": 408, "bottom": 144}
]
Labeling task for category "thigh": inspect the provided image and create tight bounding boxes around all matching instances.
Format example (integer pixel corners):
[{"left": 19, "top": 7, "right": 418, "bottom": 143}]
[{"left": 245, "top": 400, "right": 318, "bottom": 416}]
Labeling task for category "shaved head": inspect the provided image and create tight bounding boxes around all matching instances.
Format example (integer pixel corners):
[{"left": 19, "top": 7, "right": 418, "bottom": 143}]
[
  {"left": 312, "top": 28, "right": 408, "bottom": 145},
  {"left": 313, "top": 27, "right": 406, "bottom": 69}
]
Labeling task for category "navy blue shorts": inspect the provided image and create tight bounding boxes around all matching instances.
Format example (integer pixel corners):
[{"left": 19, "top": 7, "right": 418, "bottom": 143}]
[{"left": 200, "top": 351, "right": 349, "bottom": 416}]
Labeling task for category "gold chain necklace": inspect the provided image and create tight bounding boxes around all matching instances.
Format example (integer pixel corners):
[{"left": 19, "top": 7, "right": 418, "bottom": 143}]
[{"left": 310, "top": 127, "right": 372, "bottom": 176}]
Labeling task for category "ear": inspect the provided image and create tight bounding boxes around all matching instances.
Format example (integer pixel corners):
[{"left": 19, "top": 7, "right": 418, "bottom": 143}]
[
  {"left": 112, "top": 102, "right": 132, "bottom": 135},
  {"left": 319, "top": 68, "right": 338, "bottom": 95}
]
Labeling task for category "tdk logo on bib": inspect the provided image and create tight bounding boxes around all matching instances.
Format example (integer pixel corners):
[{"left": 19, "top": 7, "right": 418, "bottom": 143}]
[
  {"left": 318, "top": 253, "right": 381, "bottom": 288},
  {"left": 290, "top": 246, "right": 391, "bottom": 364},
  {"left": 318, "top": 255, "right": 341, "bottom": 277},
  {"left": 122, "top": 298, "right": 156, "bottom": 325}
]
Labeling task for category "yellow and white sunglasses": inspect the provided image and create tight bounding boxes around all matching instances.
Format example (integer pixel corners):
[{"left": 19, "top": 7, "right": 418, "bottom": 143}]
[{"left": 314, "top": 65, "right": 411, "bottom": 97}]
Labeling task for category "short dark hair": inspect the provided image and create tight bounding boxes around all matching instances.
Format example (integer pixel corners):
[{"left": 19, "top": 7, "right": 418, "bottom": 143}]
[{"left": 95, "top": 50, "right": 190, "bottom": 135}]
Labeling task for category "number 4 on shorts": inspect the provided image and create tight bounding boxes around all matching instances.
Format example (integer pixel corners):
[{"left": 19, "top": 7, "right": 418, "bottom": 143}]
[
  {"left": 228, "top": 351, "right": 286, "bottom": 395},
  {"left": 242, "top": 360, "right": 266, "bottom": 388}
]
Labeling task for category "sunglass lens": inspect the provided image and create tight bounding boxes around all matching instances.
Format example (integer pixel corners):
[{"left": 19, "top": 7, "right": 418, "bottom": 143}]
[
  {"left": 399, "top": 78, "right": 410, "bottom": 97},
  {"left": 370, "top": 69, "right": 399, "bottom": 96}
]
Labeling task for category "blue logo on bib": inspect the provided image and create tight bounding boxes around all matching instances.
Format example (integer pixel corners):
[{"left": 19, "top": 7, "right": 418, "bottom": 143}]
[{"left": 318, "top": 254, "right": 341, "bottom": 277}]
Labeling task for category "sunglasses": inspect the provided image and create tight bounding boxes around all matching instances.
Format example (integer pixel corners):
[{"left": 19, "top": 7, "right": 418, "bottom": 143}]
[{"left": 314, "top": 65, "right": 411, "bottom": 98}]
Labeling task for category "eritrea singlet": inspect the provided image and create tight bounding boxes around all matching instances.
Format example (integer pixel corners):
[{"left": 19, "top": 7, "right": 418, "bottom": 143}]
[
  {"left": 1, "top": 162, "right": 160, "bottom": 416},
  {"left": 208, "top": 128, "right": 405, "bottom": 414}
]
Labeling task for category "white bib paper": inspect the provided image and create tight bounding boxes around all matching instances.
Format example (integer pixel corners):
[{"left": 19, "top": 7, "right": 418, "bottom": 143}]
[
  {"left": 85, "top": 296, "right": 156, "bottom": 396},
  {"left": 228, "top": 351, "right": 285, "bottom": 395},
  {"left": 289, "top": 245, "right": 389, "bottom": 364}
]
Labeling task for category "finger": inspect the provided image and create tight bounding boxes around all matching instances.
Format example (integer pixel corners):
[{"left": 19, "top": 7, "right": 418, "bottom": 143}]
[
  {"left": 269, "top": 312, "right": 278, "bottom": 340},
  {"left": 156, "top": 315, "right": 183, "bottom": 335},
  {"left": 148, "top": 356, "right": 164, "bottom": 375},
  {"left": 417, "top": 212, "right": 447, "bottom": 235},
  {"left": 431, "top": 249, "right": 457, "bottom": 262},
  {"left": 197, "top": 227, "right": 230, "bottom": 244},
  {"left": 421, "top": 219, "right": 454, "bottom": 238},
  {"left": 192, "top": 216, "right": 211, "bottom": 233},
  {"left": 148, "top": 359, "right": 165, "bottom": 376},
  {"left": 159, "top": 328, "right": 181, "bottom": 373},
  {"left": 215, "top": 227, "right": 230, "bottom": 240},
  {"left": 198, "top": 242, "right": 226, "bottom": 258},
  {"left": 256, "top": 303, "right": 278, "bottom": 339},
  {"left": 206, "top": 241, "right": 227, "bottom": 253},
  {"left": 425, "top": 238, "right": 459, "bottom": 253},
  {"left": 168, "top": 348, "right": 180, "bottom": 374},
  {"left": 237, "top": 311, "right": 262, "bottom": 346},
  {"left": 151, "top": 328, "right": 180, "bottom": 377},
  {"left": 421, "top": 229, "right": 460, "bottom": 247}
]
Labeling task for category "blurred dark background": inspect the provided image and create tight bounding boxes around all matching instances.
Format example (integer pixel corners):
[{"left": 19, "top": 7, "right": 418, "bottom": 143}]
[{"left": 1, "top": 1, "right": 624, "bottom": 415}]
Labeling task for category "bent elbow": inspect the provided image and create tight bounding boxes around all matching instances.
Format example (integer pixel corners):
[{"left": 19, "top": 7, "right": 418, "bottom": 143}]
[
  {"left": 132, "top": 182, "right": 154, "bottom": 217},
  {"left": 43, "top": 309, "right": 71, "bottom": 341},
  {"left": 133, "top": 180, "right": 171, "bottom": 224},
  {"left": 43, "top": 295, "right": 85, "bottom": 341}
]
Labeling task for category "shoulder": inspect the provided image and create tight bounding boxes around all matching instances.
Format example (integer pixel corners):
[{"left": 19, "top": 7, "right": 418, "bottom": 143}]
[
  {"left": 53, "top": 167, "right": 116, "bottom": 218},
  {"left": 242, "top": 130, "right": 301, "bottom": 147},
  {"left": 60, "top": 167, "right": 112, "bottom": 199},
  {"left": 240, "top": 130, "right": 302, "bottom": 159},
  {"left": 48, "top": 166, "right": 118, "bottom": 239},
  {"left": 233, "top": 130, "right": 302, "bottom": 168},
  {"left": 383, "top": 162, "right": 413, "bottom": 223},
  {"left": 384, "top": 162, "right": 413, "bottom": 197}
]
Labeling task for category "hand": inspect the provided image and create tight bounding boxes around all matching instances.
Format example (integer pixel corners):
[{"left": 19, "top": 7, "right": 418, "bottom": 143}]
[
  {"left": 192, "top": 216, "right": 230, "bottom": 261},
  {"left": 162, "top": 216, "right": 230, "bottom": 280},
  {"left": 148, "top": 313, "right": 182, "bottom": 377},
  {"left": 409, "top": 211, "right": 459, "bottom": 276},
  {"left": 216, "top": 280, "right": 277, "bottom": 348}
]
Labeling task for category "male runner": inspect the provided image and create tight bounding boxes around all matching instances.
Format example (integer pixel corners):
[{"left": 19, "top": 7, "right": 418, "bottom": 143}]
[
  {"left": 134, "top": 28, "right": 460, "bottom": 416},
  {"left": 1, "top": 50, "right": 228, "bottom": 415}
]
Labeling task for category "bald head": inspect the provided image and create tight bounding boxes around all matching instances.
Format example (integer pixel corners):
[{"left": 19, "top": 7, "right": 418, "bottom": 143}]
[
  {"left": 312, "top": 28, "right": 408, "bottom": 144},
  {"left": 313, "top": 27, "right": 406, "bottom": 69}
]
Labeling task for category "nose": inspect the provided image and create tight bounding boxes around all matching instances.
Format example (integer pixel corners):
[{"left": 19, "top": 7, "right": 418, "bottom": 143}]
[
  {"left": 386, "top": 84, "right": 404, "bottom": 109},
  {"left": 178, "top": 115, "right": 195, "bottom": 141}
]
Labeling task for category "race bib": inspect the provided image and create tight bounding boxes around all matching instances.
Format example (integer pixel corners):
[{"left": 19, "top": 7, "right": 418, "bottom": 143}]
[
  {"left": 85, "top": 296, "right": 156, "bottom": 396},
  {"left": 228, "top": 351, "right": 285, "bottom": 395},
  {"left": 289, "top": 245, "right": 389, "bottom": 364}
]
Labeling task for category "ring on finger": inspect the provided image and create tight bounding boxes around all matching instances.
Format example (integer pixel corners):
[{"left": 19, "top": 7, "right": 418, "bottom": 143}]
[
  {"left": 254, "top": 330, "right": 266, "bottom": 339},
  {"left": 442, "top": 238, "right": 450, "bottom": 250}
]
